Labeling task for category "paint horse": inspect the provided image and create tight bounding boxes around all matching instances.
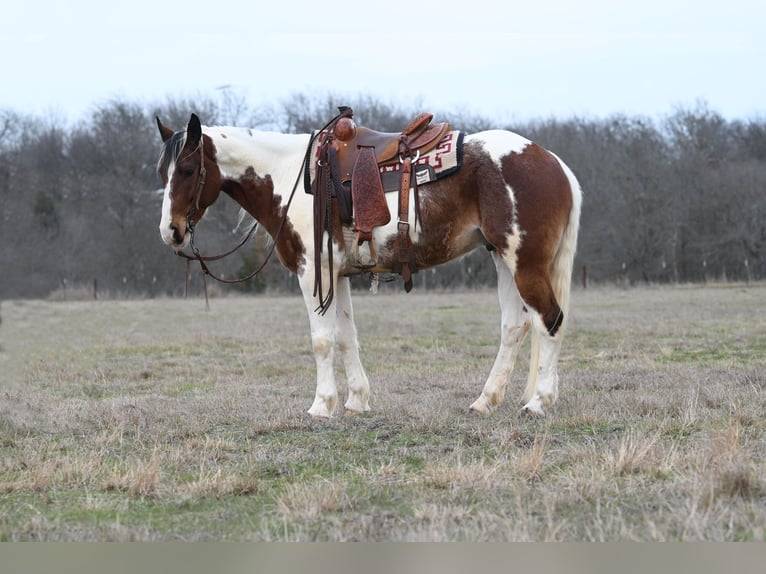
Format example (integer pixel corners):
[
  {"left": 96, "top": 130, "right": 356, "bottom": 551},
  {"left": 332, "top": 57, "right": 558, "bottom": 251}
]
[{"left": 156, "top": 111, "right": 582, "bottom": 419}]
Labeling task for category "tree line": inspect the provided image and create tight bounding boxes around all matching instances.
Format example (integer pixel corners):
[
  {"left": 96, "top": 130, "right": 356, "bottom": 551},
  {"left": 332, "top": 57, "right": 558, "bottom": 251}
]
[{"left": 1, "top": 92, "right": 764, "bottom": 299}]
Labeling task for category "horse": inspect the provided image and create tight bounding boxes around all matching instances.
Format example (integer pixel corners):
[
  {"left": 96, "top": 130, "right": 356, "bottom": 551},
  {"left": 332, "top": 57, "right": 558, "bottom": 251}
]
[{"left": 155, "top": 111, "right": 582, "bottom": 419}]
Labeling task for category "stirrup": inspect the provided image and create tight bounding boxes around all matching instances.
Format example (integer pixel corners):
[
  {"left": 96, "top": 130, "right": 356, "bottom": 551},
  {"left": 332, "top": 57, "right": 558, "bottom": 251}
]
[{"left": 353, "top": 233, "right": 378, "bottom": 270}]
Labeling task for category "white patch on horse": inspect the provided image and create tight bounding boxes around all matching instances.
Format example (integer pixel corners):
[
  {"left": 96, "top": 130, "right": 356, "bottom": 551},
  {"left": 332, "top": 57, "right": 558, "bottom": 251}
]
[
  {"left": 466, "top": 129, "right": 530, "bottom": 207},
  {"left": 467, "top": 130, "right": 531, "bottom": 162},
  {"left": 206, "top": 127, "right": 309, "bottom": 183},
  {"left": 159, "top": 164, "right": 176, "bottom": 246}
]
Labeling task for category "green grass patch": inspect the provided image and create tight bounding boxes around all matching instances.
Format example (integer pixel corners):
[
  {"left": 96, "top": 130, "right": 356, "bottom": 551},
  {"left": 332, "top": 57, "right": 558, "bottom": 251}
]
[{"left": 2, "top": 286, "right": 766, "bottom": 540}]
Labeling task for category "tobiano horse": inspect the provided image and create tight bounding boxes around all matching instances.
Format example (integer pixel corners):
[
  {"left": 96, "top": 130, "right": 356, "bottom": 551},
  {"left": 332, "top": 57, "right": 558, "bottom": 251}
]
[{"left": 155, "top": 110, "right": 582, "bottom": 419}]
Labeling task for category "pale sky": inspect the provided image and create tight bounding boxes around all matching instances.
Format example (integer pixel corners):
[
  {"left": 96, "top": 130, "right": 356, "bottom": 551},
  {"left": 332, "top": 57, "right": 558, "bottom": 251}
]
[{"left": 2, "top": 0, "right": 764, "bottom": 123}]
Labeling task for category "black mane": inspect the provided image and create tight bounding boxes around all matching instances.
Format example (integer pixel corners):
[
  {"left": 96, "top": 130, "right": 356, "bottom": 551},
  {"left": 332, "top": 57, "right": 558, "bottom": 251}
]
[{"left": 157, "top": 130, "right": 187, "bottom": 181}]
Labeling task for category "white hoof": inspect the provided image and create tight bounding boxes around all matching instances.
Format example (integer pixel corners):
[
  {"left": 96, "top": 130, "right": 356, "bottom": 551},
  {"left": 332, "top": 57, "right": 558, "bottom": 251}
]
[
  {"left": 307, "top": 397, "right": 336, "bottom": 419},
  {"left": 521, "top": 395, "right": 546, "bottom": 417},
  {"left": 469, "top": 396, "right": 494, "bottom": 415},
  {"left": 344, "top": 396, "right": 370, "bottom": 414},
  {"left": 343, "top": 403, "right": 370, "bottom": 415}
]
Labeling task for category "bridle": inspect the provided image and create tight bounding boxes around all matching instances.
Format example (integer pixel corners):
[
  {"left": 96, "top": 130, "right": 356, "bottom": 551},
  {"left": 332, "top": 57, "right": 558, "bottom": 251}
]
[{"left": 185, "top": 138, "right": 207, "bottom": 223}]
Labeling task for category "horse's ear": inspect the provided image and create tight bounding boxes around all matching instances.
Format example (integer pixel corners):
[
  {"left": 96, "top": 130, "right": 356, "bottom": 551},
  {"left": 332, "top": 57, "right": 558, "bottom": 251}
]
[
  {"left": 156, "top": 116, "right": 174, "bottom": 142},
  {"left": 187, "top": 113, "right": 202, "bottom": 147}
]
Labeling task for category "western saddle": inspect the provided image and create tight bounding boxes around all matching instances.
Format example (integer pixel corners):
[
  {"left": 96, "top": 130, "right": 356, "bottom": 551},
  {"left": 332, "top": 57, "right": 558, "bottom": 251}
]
[
  {"left": 331, "top": 109, "right": 450, "bottom": 183},
  {"left": 310, "top": 107, "right": 450, "bottom": 311}
]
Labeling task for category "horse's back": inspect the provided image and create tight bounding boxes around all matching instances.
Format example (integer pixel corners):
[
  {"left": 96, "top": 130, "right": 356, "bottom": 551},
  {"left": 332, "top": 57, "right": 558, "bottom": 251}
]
[{"left": 465, "top": 129, "right": 535, "bottom": 157}]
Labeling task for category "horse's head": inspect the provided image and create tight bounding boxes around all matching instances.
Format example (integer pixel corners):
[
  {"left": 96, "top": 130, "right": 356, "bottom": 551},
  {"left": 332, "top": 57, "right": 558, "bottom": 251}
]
[{"left": 156, "top": 113, "right": 222, "bottom": 250}]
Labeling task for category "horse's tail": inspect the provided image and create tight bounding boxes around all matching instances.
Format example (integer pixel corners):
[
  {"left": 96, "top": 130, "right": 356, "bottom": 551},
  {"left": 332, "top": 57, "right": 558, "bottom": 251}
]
[
  {"left": 522, "top": 157, "right": 582, "bottom": 404},
  {"left": 549, "top": 157, "right": 582, "bottom": 347}
]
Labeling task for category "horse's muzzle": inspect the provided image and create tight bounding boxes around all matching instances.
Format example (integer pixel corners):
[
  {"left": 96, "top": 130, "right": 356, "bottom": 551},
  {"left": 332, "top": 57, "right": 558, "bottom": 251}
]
[
  {"left": 171, "top": 225, "right": 183, "bottom": 245},
  {"left": 159, "top": 222, "right": 189, "bottom": 251}
]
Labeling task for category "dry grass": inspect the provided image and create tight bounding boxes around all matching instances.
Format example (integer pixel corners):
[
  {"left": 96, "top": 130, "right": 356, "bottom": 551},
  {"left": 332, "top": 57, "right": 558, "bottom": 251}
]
[{"left": 1, "top": 283, "right": 765, "bottom": 541}]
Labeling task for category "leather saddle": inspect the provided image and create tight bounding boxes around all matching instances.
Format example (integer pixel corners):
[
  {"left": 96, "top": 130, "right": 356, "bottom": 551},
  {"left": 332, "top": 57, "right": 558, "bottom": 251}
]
[
  {"left": 331, "top": 112, "right": 450, "bottom": 185},
  {"left": 327, "top": 109, "right": 449, "bottom": 246},
  {"left": 310, "top": 107, "right": 450, "bottom": 311}
]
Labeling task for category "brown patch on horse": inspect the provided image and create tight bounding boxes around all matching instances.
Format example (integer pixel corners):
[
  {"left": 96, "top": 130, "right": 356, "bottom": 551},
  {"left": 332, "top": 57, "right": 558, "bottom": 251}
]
[
  {"left": 196, "top": 136, "right": 223, "bottom": 215},
  {"left": 412, "top": 142, "right": 517, "bottom": 263},
  {"left": 470, "top": 145, "right": 517, "bottom": 254},
  {"left": 376, "top": 144, "right": 505, "bottom": 267},
  {"left": 503, "top": 144, "right": 573, "bottom": 335},
  {"left": 166, "top": 132, "right": 223, "bottom": 243},
  {"left": 221, "top": 167, "right": 306, "bottom": 273}
]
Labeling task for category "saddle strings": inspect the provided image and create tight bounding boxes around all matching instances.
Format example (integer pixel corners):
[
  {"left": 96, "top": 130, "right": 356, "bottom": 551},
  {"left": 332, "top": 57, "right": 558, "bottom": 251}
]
[{"left": 310, "top": 108, "right": 355, "bottom": 314}]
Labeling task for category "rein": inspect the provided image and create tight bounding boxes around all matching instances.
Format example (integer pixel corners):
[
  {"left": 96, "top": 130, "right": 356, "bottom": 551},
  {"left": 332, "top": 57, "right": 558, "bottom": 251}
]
[
  {"left": 174, "top": 137, "right": 298, "bottom": 306},
  {"left": 174, "top": 111, "right": 347, "bottom": 307}
]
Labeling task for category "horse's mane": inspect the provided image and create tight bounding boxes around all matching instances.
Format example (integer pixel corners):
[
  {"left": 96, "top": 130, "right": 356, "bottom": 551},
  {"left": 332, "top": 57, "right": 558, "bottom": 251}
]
[{"left": 156, "top": 130, "right": 187, "bottom": 180}]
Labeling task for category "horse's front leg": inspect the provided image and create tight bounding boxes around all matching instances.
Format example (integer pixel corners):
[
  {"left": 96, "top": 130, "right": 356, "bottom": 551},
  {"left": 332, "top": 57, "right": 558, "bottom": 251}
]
[
  {"left": 299, "top": 271, "right": 340, "bottom": 419},
  {"left": 334, "top": 276, "right": 371, "bottom": 414}
]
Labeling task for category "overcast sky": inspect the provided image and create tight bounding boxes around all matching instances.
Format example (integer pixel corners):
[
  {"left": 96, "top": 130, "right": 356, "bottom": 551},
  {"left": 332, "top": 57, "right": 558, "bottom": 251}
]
[{"left": 3, "top": 0, "right": 763, "bottom": 124}]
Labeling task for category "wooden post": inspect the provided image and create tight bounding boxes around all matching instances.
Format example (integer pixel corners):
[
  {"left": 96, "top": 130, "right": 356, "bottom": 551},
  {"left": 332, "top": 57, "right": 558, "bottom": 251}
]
[
  {"left": 581, "top": 265, "right": 587, "bottom": 289},
  {"left": 93, "top": 278, "right": 98, "bottom": 300}
]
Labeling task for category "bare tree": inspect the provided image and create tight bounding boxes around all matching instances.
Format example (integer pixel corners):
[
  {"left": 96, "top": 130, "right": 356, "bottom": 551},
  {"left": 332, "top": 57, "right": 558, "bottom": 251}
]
[{"left": 0, "top": 95, "right": 764, "bottom": 299}]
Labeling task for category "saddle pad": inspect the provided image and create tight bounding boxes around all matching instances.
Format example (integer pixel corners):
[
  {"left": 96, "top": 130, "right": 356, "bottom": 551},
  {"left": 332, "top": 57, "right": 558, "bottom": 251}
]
[
  {"left": 304, "top": 130, "right": 464, "bottom": 195},
  {"left": 378, "top": 130, "right": 464, "bottom": 186}
]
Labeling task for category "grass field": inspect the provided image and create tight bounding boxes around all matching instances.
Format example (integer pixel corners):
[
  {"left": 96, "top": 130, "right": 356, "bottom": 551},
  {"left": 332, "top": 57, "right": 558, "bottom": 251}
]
[{"left": 1, "top": 284, "right": 765, "bottom": 541}]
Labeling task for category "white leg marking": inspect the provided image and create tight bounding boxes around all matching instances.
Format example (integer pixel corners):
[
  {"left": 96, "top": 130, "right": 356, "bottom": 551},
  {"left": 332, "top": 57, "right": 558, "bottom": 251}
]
[
  {"left": 522, "top": 314, "right": 561, "bottom": 416},
  {"left": 300, "top": 265, "right": 339, "bottom": 418},
  {"left": 469, "top": 252, "right": 530, "bottom": 414},
  {"left": 334, "top": 277, "right": 371, "bottom": 414}
]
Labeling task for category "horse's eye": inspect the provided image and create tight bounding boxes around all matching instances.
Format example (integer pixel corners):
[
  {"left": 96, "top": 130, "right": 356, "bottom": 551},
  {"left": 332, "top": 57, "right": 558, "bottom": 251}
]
[{"left": 182, "top": 168, "right": 195, "bottom": 177}]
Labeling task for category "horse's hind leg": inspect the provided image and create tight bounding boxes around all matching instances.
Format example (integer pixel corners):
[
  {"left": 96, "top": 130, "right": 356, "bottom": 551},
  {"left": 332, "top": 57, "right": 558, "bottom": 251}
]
[
  {"left": 515, "top": 265, "right": 564, "bottom": 415},
  {"left": 520, "top": 325, "right": 561, "bottom": 416},
  {"left": 469, "top": 251, "right": 531, "bottom": 414},
  {"left": 334, "top": 277, "right": 371, "bottom": 414}
]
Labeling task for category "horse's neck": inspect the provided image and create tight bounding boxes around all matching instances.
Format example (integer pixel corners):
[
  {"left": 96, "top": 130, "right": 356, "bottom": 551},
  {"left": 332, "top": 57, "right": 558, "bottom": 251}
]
[
  {"left": 204, "top": 126, "right": 310, "bottom": 189},
  {"left": 207, "top": 127, "right": 312, "bottom": 266}
]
